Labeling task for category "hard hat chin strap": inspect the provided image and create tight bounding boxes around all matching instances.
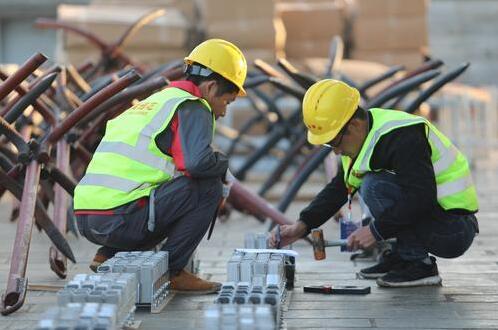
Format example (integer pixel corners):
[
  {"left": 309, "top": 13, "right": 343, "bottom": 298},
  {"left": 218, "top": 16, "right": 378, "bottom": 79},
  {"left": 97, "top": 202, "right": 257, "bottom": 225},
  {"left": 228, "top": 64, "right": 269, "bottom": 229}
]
[{"left": 184, "top": 64, "right": 213, "bottom": 77}]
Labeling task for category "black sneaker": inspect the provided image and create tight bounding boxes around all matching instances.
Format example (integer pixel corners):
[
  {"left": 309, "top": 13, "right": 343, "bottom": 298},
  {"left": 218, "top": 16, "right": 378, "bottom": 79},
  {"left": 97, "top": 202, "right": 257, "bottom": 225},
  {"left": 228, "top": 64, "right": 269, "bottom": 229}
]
[
  {"left": 358, "top": 250, "right": 404, "bottom": 279},
  {"left": 376, "top": 256, "right": 442, "bottom": 287}
]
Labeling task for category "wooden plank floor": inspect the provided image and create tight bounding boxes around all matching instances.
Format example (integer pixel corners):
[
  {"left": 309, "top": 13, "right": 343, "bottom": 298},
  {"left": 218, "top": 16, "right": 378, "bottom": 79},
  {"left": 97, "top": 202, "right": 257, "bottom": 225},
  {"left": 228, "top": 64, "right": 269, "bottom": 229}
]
[{"left": 0, "top": 167, "right": 497, "bottom": 329}]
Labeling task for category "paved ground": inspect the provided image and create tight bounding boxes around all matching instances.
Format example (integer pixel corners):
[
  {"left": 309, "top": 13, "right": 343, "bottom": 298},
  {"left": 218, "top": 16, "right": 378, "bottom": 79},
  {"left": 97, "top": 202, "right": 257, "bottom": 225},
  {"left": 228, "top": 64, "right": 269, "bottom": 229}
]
[{"left": 0, "top": 166, "right": 497, "bottom": 329}]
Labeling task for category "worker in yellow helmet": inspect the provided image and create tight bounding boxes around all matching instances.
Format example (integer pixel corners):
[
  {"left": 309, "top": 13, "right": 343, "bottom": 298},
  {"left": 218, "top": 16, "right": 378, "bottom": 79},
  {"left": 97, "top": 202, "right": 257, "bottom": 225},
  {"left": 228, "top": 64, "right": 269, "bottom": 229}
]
[
  {"left": 270, "top": 79, "right": 479, "bottom": 287},
  {"left": 73, "top": 39, "right": 247, "bottom": 294}
]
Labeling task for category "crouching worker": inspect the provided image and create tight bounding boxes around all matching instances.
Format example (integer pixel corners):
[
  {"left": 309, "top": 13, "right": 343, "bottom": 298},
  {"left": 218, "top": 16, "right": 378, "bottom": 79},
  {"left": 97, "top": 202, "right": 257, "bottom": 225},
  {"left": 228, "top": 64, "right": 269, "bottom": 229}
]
[
  {"left": 270, "top": 79, "right": 479, "bottom": 287},
  {"left": 73, "top": 39, "right": 247, "bottom": 294}
]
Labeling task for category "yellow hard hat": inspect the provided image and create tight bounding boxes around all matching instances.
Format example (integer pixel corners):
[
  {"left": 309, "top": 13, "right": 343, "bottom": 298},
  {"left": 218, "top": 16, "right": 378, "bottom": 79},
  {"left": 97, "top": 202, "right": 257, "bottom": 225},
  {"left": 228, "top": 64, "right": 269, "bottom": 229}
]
[
  {"left": 302, "top": 79, "right": 360, "bottom": 145},
  {"left": 185, "top": 39, "right": 247, "bottom": 96}
]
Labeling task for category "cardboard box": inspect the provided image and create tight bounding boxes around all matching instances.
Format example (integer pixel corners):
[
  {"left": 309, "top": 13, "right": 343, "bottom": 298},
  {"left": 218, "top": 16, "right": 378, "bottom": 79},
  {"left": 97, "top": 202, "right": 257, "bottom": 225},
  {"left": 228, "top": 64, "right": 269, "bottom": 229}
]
[
  {"left": 59, "top": 5, "right": 189, "bottom": 49},
  {"left": 353, "top": 0, "right": 427, "bottom": 18},
  {"left": 353, "top": 16, "right": 427, "bottom": 50},
  {"left": 205, "top": 19, "right": 276, "bottom": 49},
  {"left": 91, "top": 0, "right": 199, "bottom": 21},
  {"left": 61, "top": 47, "right": 186, "bottom": 67},
  {"left": 242, "top": 48, "right": 277, "bottom": 65},
  {"left": 277, "top": 2, "right": 345, "bottom": 40},
  {"left": 285, "top": 39, "right": 333, "bottom": 59},
  {"left": 352, "top": 49, "right": 423, "bottom": 70},
  {"left": 196, "top": 0, "right": 274, "bottom": 23}
]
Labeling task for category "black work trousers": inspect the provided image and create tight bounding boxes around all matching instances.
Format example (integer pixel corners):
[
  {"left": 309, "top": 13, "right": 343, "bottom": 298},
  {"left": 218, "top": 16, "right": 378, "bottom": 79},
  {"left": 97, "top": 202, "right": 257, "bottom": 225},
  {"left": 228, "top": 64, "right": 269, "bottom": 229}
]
[{"left": 76, "top": 176, "right": 222, "bottom": 272}]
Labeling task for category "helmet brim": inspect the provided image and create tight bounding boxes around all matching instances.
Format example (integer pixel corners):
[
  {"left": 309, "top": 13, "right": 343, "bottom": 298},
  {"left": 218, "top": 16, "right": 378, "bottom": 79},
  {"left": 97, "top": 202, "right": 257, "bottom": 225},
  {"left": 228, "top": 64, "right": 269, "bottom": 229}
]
[
  {"left": 307, "top": 128, "right": 341, "bottom": 146},
  {"left": 238, "top": 86, "right": 247, "bottom": 96}
]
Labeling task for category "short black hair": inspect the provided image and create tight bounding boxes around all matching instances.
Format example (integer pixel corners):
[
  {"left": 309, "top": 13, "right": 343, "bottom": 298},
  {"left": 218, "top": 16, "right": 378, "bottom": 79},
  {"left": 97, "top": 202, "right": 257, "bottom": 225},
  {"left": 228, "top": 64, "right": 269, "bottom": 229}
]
[
  {"left": 341, "top": 106, "right": 366, "bottom": 134},
  {"left": 351, "top": 106, "right": 367, "bottom": 120},
  {"left": 185, "top": 63, "right": 239, "bottom": 96}
]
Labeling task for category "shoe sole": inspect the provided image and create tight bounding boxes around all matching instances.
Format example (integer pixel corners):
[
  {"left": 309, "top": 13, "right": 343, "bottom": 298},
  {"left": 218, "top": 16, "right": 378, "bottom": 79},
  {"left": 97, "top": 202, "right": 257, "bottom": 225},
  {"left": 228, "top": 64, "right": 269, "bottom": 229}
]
[
  {"left": 89, "top": 263, "right": 101, "bottom": 273},
  {"left": 357, "top": 272, "right": 387, "bottom": 279},
  {"left": 376, "top": 275, "right": 442, "bottom": 287},
  {"left": 171, "top": 288, "right": 219, "bottom": 295}
]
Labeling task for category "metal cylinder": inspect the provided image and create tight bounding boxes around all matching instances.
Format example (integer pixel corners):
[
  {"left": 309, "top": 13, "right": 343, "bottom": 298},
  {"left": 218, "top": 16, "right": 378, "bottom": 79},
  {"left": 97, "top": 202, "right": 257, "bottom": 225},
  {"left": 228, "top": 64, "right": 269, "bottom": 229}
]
[{"left": 311, "top": 229, "right": 326, "bottom": 260}]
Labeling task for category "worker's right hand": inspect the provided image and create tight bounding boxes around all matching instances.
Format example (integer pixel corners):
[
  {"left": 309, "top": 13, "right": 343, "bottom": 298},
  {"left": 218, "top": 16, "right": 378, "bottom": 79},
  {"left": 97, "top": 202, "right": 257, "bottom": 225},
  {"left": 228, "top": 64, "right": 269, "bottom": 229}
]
[
  {"left": 222, "top": 169, "right": 236, "bottom": 198},
  {"left": 269, "top": 221, "right": 308, "bottom": 248}
]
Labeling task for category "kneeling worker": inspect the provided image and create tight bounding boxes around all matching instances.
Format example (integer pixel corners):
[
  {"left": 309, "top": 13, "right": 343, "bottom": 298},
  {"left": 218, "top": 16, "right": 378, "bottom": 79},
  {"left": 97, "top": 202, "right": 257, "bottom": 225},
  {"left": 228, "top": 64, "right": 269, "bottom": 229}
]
[
  {"left": 271, "top": 79, "right": 479, "bottom": 287},
  {"left": 73, "top": 39, "right": 247, "bottom": 293}
]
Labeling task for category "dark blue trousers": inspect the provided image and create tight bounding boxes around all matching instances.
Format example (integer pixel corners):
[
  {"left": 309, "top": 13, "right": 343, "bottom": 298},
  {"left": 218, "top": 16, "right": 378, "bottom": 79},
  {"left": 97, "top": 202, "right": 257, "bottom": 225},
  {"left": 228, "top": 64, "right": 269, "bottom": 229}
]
[
  {"left": 359, "top": 172, "right": 478, "bottom": 261},
  {"left": 76, "top": 176, "right": 222, "bottom": 271}
]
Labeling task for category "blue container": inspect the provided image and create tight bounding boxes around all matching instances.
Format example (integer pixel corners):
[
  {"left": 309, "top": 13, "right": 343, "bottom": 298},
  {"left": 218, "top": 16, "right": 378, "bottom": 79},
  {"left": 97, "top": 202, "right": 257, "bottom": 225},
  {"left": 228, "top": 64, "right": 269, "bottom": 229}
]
[{"left": 340, "top": 219, "right": 359, "bottom": 252}]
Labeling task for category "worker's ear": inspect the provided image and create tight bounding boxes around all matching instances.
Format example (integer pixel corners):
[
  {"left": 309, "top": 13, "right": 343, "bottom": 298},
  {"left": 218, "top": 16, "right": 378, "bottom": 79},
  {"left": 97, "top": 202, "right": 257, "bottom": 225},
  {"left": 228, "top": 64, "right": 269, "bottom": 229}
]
[
  {"left": 346, "top": 118, "right": 358, "bottom": 132},
  {"left": 205, "top": 80, "right": 218, "bottom": 96},
  {"left": 199, "top": 80, "right": 218, "bottom": 98}
]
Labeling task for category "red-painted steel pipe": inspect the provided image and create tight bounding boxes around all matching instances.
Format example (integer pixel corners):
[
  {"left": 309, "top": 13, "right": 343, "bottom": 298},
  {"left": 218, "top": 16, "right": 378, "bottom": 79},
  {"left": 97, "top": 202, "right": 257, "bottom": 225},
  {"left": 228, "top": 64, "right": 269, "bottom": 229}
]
[
  {"left": 227, "top": 180, "right": 293, "bottom": 226},
  {"left": 47, "top": 70, "right": 141, "bottom": 144},
  {"left": 0, "top": 53, "right": 47, "bottom": 101}
]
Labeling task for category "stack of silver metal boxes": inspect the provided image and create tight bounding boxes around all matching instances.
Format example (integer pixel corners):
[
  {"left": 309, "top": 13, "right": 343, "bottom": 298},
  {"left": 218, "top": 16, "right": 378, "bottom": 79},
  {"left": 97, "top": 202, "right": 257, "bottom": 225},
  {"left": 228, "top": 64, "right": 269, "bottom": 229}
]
[
  {"left": 216, "top": 281, "right": 282, "bottom": 306},
  {"left": 35, "top": 302, "right": 118, "bottom": 330},
  {"left": 55, "top": 273, "right": 137, "bottom": 327},
  {"left": 203, "top": 304, "right": 276, "bottom": 330},
  {"left": 244, "top": 233, "right": 270, "bottom": 249},
  {"left": 206, "top": 234, "right": 297, "bottom": 329},
  {"left": 97, "top": 251, "right": 170, "bottom": 312},
  {"left": 223, "top": 251, "right": 285, "bottom": 305}
]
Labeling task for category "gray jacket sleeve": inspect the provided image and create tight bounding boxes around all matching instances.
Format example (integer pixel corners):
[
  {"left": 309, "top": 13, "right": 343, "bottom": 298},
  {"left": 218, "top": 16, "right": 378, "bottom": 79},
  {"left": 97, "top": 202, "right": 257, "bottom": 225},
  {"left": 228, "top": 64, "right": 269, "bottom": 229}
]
[{"left": 177, "top": 100, "right": 228, "bottom": 179}]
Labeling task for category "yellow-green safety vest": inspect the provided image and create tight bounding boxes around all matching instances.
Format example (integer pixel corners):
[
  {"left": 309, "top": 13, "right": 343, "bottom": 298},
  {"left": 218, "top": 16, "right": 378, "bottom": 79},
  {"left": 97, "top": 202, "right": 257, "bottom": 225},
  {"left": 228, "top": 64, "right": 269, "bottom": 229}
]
[
  {"left": 341, "top": 108, "right": 478, "bottom": 212},
  {"left": 74, "top": 87, "right": 214, "bottom": 210}
]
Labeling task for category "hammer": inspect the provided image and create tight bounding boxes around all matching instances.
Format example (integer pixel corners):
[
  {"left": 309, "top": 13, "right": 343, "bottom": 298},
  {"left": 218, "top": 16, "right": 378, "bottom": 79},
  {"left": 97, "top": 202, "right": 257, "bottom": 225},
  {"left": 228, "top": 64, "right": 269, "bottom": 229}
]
[{"left": 311, "top": 229, "right": 348, "bottom": 260}]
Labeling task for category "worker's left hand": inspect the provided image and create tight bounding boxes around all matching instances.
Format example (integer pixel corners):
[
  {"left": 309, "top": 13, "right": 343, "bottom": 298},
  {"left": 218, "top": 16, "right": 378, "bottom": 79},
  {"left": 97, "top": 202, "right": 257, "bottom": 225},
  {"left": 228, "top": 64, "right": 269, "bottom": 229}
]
[{"left": 347, "top": 225, "right": 376, "bottom": 251}]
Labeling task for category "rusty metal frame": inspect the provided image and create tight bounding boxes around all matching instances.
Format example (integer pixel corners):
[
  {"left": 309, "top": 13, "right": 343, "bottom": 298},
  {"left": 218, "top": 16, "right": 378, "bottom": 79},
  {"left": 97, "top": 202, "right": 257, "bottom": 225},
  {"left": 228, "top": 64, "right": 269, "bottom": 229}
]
[{"left": 0, "top": 69, "right": 141, "bottom": 315}]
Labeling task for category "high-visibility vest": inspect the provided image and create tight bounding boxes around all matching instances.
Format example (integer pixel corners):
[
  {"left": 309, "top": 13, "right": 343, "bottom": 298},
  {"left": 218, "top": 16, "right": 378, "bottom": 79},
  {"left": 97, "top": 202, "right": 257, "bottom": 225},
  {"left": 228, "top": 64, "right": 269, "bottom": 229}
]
[
  {"left": 341, "top": 108, "right": 478, "bottom": 212},
  {"left": 74, "top": 87, "right": 214, "bottom": 210}
]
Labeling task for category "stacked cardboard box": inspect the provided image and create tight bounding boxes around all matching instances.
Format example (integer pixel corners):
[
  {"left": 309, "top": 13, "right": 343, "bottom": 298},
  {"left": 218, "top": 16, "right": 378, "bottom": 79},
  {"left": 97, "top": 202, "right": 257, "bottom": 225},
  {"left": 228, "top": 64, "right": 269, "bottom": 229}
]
[
  {"left": 90, "top": 0, "right": 198, "bottom": 21},
  {"left": 57, "top": 4, "right": 190, "bottom": 67},
  {"left": 351, "top": 0, "right": 428, "bottom": 69},
  {"left": 196, "top": 0, "right": 285, "bottom": 65},
  {"left": 276, "top": 1, "right": 346, "bottom": 60}
]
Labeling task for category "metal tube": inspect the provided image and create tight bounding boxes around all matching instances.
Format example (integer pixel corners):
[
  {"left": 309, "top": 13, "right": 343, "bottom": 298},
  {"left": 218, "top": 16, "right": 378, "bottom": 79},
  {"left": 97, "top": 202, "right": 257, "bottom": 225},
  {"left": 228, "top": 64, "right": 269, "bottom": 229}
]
[
  {"left": 0, "top": 168, "right": 75, "bottom": 262},
  {"left": 35, "top": 18, "right": 108, "bottom": 50},
  {"left": 0, "top": 117, "right": 30, "bottom": 163},
  {"left": 77, "top": 76, "right": 167, "bottom": 127},
  {"left": 258, "top": 134, "right": 308, "bottom": 197},
  {"left": 277, "top": 58, "right": 317, "bottom": 89},
  {"left": 0, "top": 69, "right": 58, "bottom": 125},
  {"left": 0, "top": 53, "right": 47, "bottom": 101},
  {"left": 277, "top": 147, "right": 332, "bottom": 213},
  {"left": 4, "top": 72, "right": 58, "bottom": 124},
  {"left": 49, "top": 140, "right": 71, "bottom": 279},
  {"left": 227, "top": 181, "right": 293, "bottom": 226},
  {"left": 47, "top": 70, "right": 141, "bottom": 144},
  {"left": 1, "top": 160, "right": 40, "bottom": 315}
]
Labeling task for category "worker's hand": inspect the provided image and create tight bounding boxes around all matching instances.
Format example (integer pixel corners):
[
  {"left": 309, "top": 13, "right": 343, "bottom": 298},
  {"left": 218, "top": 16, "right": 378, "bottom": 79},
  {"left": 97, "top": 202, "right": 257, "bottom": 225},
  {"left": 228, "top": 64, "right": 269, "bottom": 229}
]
[
  {"left": 222, "top": 169, "right": 236, "bottom": 198},
  {"left": 269, "top": 221, "right": 308, "bottom": 248},
  {"left": 347, "top": 225, "right": 376, "bottom": 251}
]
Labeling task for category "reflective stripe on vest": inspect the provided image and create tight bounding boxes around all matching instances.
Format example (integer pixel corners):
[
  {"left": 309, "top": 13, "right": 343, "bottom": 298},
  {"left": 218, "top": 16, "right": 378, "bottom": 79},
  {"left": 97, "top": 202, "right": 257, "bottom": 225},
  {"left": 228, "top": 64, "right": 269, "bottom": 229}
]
[
  {"left": 74, "top": 88, "right": 214, "bottom": 210},
  {"left": 79, "top": 173, "right": 146, "bottom": 192},
  {"left": 438, "top": 174, "right": 474, "bottom": 199},
  {"left": 342, "top": 108, "right": 478, "bottom": 212},
  {"left": 429, "top": 129, "right": 458, "bottom": 176},
  {"left": 78, "top": 96, "right": 183, "bottom": 191},
  {"left": 358, "top": 117, "right": 426, "bottom": 172}
]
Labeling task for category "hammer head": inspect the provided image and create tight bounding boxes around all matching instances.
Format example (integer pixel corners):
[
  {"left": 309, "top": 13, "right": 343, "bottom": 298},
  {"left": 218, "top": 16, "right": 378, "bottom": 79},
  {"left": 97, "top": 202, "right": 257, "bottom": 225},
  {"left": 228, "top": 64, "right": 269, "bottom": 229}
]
[{"left": 311, "top": 229, "right": 326, "bottom": 260}]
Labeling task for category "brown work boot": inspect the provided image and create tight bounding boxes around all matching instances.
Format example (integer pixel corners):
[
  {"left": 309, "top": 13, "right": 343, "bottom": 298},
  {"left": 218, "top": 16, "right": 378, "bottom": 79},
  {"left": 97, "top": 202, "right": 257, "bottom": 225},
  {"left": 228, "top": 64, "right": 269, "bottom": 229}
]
[
  {"left": 89, "top": 246, "right": 118, "bottom": 272},
  {"left": 89, "top": 254, "right": 108, "bottom": 273},
  {"left": 170, "top": 269, "right": 221, "bottom": 294}
]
